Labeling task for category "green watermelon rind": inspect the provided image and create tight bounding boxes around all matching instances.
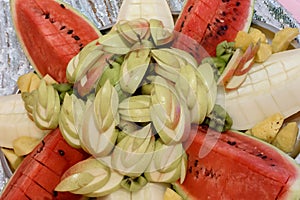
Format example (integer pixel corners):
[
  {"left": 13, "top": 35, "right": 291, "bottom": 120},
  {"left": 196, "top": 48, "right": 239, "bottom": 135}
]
[
  {"left": 10, "top": 0, "right": 101, "bottom": 82},
  {"left": 173, "top": 128, "right": 300, "bottom": 200}
]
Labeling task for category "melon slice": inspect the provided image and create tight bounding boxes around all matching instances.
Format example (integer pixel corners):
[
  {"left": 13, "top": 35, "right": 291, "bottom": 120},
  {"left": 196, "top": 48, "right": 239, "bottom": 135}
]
[
  {"left": 173, "top": 0, "right": 254, "bottom": 62},
  {"left": 10, "top": 0, "right": 102, "bottom": 83},
  {"left": 174, "top": 126, "right": 300, "bottom": 199}
]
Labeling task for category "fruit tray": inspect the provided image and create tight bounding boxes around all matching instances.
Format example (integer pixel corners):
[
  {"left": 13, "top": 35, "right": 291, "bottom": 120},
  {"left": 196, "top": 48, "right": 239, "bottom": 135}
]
[{"left": 0, "top": 0, "right": 300, "bottom": 193}]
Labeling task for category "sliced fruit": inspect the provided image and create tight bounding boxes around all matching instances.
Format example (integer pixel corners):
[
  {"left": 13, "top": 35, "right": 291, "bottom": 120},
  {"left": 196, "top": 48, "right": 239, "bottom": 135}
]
[
  {"left": 173, "top": 0, "right": 254, "bottom": 61},
  {"left": 11, "top": 0, "right": 101, "bottom": 83},
  {"left": 271, "top": 27, "right": 299, "bottom": 53},
  {"left": 0, "top": 148, "right": 23, "bottom": 171},
  {"left": 247, "top": 113, "right": 284, "bottom": 143},
  {"left": 272, "top": 122, "right": 299, "bottom": 153},
  {"left": 12, "top": 136, "right": 41, "bottom": 156},
  {"left": 164, "top": 187, "right": 182, "bottom": 200},
  {"left": 174, "top": 126, "right": 300, "bottom": 200}
]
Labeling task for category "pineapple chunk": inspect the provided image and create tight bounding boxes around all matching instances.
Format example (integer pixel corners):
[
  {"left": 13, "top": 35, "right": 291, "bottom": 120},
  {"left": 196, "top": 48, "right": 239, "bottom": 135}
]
[
  {"left": 17, "top": 72, "right": 41, "bottom": 93},
  {"left": 255, "top": 43, "right": 272, "bottom": 63},
  {"left": 13, "top": 136, "right": 41, "bottom": 156},
  {"left": 249, "top": 27, "right": 267, "bottom": 43},
  {"left": 248, "top": 113, "right": 284, "bottom": 143},
  {"left": 271, "top": 27, "right": 299, "bottom": 53},
  {"left": 164, "top": 188, "right": 182, "bottom": 200},
  {"left": 234, "top": 31, "right": 253, "bottom": 51},
  {"left": 272, "top": 122, "right": 299, "bottom": 153},
  {"left": 1, "top": 147, "right": 23, "bottom": 171}
]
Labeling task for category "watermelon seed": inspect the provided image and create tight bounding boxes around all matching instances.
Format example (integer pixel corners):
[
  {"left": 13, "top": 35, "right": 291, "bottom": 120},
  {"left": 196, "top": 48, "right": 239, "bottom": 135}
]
[
  {"left": 58, "top": 149, "right": 65, "bottom": 156},
  {"left": 60, "top": 26, "right": 66, "bottom": 30},
  {"left": 187, "top": 5, "right": 193, "bottom": 12},
  {"left": 52, "top": 190, "right": 58, "bottom": 197},
  {"left": 49, "top": 18, "right": 55, "bottom": 23},
  {"left": 44, "top": 13, "right": 50, "bottom": 19},
  {"left": 261, "top": 155, "right": 267, "bottom": 160},
  {"left": 227, "top": 140, "right": 236, "bottom": 146},
  {"left": 36, "top": 140, "right": 45, "bottom": 153},
  {"left": 188, "top": 166, "right": 193, "bottom": 173},
  {"left": 60, "top": 4, "right": 65, "bottom": 9},
  {"left": 194, "top": 159, "right": 198, "bottom": 167},
  {"left": 195, "top": 170, "right": 199, "bottom": 178},
  {"left": 207, "top": 23, "right": 212, "bottom": 31},
  {"left": 256, "top": 153, "right": 263, "bottom": 157},
  {"left": 67, "top": 30, "right": 74, "bottom": 34},
  {"left": 236, "top": 1, "right": 241, "bottom": 6},
  {"left": 73, "top": 35, "right": 80, "bottom": 41}
]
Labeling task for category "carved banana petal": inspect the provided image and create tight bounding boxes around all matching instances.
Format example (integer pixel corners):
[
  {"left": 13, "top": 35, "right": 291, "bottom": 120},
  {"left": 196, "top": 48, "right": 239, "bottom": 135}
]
[
  {"left": 149, "top": 19, "right": 173, "bottom": 46},
  {"left": 151, "top": 76, "right": 182, "bottom": 126},
  {"left": 94, "top": 80, "right": 120, "bottom": 132},
  {"left": 98, "top": 30, "right": 129, "bottom": 48},
  {"left": 120, "top": 49, "right": 151, "bottom": 94},
  {"left": 154, "top": 64, "right": 179, "bottom": 82},
  {"left": 175, "top": 64, "right": 198, "bottom": 109},
  {"left": 80, "top": 104, "right": 118, "bottom": 157},
  {"left": 119, "top": 95, "right": 151, "bottom": 122},
  {"left": 111, "top": 125, "right": 155, "bottom": 176},
  {"left": 33, "top": 81, "right": 60, "bottom": 129},
  {"left": 119, "top": 95, "right": 151, "bottom": 110},
  {"left": 151, "top": 49, "right": 183, "bottom": 70},
  {"left": 151, "top": 103, "right": 190, "bottom": 145},
  {"left": 197, "top": 63, "right": 218, "bottom": 114},
  {"left": 189, "top": 82, "right": 209, "bottom": 124},
  {"left": 119, "top": 108, "right": 151, "bottom": 122},
  {"left": 163, "top": 48, "right": 198, "bottom": 69},
  {"left": 67, "top": 43, "right": 104, "bottom": 83},
  {"left": 153, "top": 140, "right": 184, "bottom": 173},
  {"left": 75, "top": 50, "right": 108, "bottom": 81},
  {"left": 117, "top": 19, "right": 150, "bottom": 44}
]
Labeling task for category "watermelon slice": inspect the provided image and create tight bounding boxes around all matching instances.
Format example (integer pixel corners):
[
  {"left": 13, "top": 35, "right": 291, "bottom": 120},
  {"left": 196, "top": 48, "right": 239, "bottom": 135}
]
[
  {"left": 0, "top": 129, "right": 89, "bottom": 199},
  {"left": 10, "top": 0, "right": 101, "bottom": 83},
  {"left": 174, "top": 126, "right": 300, "bottom": 199},
  {"left": 173, "top": 0, "right": 254, "bottom": 62}
]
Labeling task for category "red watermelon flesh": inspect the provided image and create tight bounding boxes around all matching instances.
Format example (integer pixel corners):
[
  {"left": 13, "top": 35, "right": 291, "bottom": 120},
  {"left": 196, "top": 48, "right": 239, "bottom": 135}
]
[
  {"left": 175, "top": 126, "right": 300, "bottom": 200},
  {"left": 173, "top": 0, "right": 254, "bottom": 62},
  {"left": 0, "top": 129, "right": 89, "bottom": 200},
  {"left": 11, "top": 0, "right": 101, "bottom": 83}
]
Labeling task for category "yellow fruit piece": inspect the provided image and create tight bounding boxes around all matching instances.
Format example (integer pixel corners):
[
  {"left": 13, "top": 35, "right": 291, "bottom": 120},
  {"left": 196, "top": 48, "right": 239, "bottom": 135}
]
[
  {"left": 13, "top": 136, "right": 41, "bottom": 156},
  {"left": 272, "top": 122, "right": 299, "bottom": 153},
  {"left": 164, "top": 188, "right": 182, "bottom": 200},
  {"left": 255, "top": 43, "right": 272, "bottom": 63},
  {"left": 248, "top": 113, "right": 284, "bottom": 143},
  {"left": 17, "top": 72, "right": 41, "bottom": 93},
  {"left": 271, "top": 27, "right": 299, "bottom": 53},
  {"left": 43, "top": 74, "right": 58, "bottom": 85},
  {"left": 1, "top": 147, "right": 23, "bottom": 171},
  {"left": 234, "top": 31, "right": 253, "bottom": 51},
  {"left": 249, "top": 27, "right": 267, "bottom": 44}
]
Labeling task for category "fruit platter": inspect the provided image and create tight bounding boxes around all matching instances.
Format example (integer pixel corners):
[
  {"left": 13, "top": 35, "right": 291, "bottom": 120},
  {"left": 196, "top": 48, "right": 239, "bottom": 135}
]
[{"left": 0, "top": 0, "right": 300, "bottom": 199}]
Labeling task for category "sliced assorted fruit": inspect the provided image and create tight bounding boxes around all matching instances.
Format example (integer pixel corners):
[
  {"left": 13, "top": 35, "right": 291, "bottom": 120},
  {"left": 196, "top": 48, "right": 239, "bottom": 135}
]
[
  {"left": 173, "top": 0, "right": 254, "bottom": 61},
  {"left": 223, "top": 48, "right": 300, "bottom": 130}
]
